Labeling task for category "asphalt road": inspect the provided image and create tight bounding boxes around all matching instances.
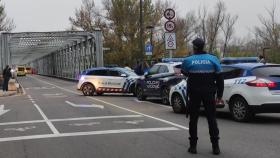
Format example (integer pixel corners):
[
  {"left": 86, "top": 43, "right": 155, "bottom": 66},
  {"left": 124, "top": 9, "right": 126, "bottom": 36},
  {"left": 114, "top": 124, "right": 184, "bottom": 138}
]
[{"left": 0, "top": 75, "right": 279, "bottom": 158}]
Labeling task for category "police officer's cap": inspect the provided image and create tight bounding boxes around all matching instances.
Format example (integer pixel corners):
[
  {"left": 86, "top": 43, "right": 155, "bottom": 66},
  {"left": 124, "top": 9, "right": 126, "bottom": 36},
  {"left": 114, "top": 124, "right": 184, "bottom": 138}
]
[{"left": 192, "top": 38, "right": 205, "bottom": 50}]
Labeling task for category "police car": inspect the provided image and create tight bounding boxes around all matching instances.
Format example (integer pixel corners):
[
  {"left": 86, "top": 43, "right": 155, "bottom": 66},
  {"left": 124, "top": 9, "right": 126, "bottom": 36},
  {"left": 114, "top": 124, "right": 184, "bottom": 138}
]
[
  {"left": 220, "top": 57, "right": 259, "bottom": 65},
  {"left": 77, "top": 67, "right": 139, "bottom": 96},
  {"left": 135, "top": 62, "right": 185, "bottom": 104},
  {"left": 169, "top": 63, "right": 280, "bottom": 122}
]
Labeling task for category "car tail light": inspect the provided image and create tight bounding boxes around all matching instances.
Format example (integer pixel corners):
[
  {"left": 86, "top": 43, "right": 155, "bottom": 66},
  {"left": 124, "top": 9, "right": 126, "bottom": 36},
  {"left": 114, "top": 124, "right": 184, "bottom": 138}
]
[{"left": 245, "top": 78, "right": 277, "bottom": 88}]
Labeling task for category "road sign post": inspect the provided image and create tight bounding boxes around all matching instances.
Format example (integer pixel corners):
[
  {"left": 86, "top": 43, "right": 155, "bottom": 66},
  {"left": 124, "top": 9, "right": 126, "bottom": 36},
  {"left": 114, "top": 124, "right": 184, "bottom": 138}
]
[{"left": 163, "top": 8, "right": 176, "bottom": 57}]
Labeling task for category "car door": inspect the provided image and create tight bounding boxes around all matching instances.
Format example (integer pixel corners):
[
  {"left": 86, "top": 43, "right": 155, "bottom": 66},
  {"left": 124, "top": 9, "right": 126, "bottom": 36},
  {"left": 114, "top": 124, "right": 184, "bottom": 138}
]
[
  {"left": 107, "top": 70, "right": 126, "bottom": 90},
  {"left": 143, "top": 64, "right": 161, "bottom": 95},
  {"left": 222, "top": 66, "right": 245, "bottom": 101},
  {"left": 86, "top": 69, "right": 108, "bottom": 89},
  {"left": 145, "top": 65, "right": 170, "bottom": 96}
]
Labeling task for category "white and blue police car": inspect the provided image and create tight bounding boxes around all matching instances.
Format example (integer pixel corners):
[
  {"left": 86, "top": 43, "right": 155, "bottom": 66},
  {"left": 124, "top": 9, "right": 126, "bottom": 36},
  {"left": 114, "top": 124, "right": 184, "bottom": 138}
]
[
  {"left": 169, "top": 63, "right": 280, "bottom": 122},
  {"left": 77, "top": 67, "right": 139, "bottom": 96}
]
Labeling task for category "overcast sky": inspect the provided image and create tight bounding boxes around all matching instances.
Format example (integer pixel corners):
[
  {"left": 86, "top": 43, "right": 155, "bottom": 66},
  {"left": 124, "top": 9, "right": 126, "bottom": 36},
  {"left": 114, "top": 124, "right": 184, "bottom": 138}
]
[{"left": 2, "top": 0, "right": 280, "bottom": 38}]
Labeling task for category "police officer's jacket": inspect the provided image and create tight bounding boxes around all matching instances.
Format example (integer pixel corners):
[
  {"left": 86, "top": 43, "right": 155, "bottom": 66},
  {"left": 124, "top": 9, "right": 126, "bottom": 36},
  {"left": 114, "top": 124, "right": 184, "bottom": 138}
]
[{"left": 181, "top": 52, "right": 224, "bottom": 98}]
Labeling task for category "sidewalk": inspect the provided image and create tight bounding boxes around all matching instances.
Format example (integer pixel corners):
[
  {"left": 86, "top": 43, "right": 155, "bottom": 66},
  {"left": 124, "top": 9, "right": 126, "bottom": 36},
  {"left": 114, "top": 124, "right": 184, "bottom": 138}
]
[
  {"left": 0, "top": 79, "right": 20, "bottom": 97},
  {"left": 0, "top": 90, "right": 17, "bottom": 97}
]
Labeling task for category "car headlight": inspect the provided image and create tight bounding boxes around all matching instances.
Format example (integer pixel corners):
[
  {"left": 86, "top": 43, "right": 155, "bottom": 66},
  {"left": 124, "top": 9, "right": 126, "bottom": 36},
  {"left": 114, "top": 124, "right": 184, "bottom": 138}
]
[{"left": 80, "top": 76, "right": 85, "bottom": 81}]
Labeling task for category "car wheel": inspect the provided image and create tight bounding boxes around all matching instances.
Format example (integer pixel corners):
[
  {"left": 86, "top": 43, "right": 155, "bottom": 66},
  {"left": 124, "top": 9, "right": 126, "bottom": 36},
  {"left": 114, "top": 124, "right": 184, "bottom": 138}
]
[
  {"left": 136, "top": 86, "right": 146, "bottom": 101},
  {"left": 172, "top": 93, "right": 186, "bottom": 113},
  {"left": 162, "top": 87, "right": 170, "bottom": 105},
  {"left": 130, "top": 84, "right": 136, "bottom": 96},
  {"left": 82, "top": 83, "right": 95, "bottom": 96},
  {"left": 229, "top": 96, "right": 254, "bottom": 122}
]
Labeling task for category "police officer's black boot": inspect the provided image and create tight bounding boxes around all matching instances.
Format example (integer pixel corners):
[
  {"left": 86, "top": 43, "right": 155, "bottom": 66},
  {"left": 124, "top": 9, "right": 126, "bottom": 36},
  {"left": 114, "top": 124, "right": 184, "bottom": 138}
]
[
  {"left": 188, "top": 138, "right": 197, "bottom": 154},
  {"left": 211, "top": 140, "right": 220, "bottom": 155}
]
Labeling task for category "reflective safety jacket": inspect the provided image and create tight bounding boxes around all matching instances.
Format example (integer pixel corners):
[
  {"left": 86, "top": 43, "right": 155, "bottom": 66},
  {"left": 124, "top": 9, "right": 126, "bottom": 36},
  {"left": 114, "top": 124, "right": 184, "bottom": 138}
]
[{"left": 181, "top": 52, "right": 224, "bottom": 98}]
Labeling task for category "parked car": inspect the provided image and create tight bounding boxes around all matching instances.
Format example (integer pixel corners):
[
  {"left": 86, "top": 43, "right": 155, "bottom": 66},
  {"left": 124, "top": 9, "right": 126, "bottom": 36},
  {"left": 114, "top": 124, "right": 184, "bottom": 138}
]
[
  {"left": 221, "top": 57, "right": 259, "bottom": 65},
  {"left": 169, "top": 63, "right": 280, "bottom": 122},
  {"left": 135, "top": 62, "right": 185, "bottom": 104},
  {"left": 77, "top": 67, "right": 139, "bottom": 96},
  {"left": 16, "top": 66, "right": 26, "bottom": 76}
]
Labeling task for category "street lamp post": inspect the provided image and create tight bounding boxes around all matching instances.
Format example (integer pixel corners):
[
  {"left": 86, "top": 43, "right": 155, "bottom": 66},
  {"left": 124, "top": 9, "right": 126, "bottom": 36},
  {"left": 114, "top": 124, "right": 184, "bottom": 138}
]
[{"left": 139, "top": 0, "right": 144, "bottom": 61}]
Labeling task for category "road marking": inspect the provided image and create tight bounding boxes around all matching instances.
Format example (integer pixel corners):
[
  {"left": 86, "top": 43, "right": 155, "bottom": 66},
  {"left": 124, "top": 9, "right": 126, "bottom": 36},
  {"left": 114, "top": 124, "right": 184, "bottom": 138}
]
[
  {"left": 43, "top": 93, "right": 64, "bottom": 96},
  {"left": 65, "top": 101, "right": 104, "bottom": 109},
  {"left": 0, "top": 115, "right": 142, "bottom": 126},
  {"left": 4, "top": 126, "right": 36, "bottom": 132},
  {"left": 0, "top": 105, "right": 10, "bottom": 117},
  {"left": 69, "top": 122, "right": 100, "bottom": 126},
  {"left": 25, "top": 87, "right": 56, "bottom": 90},
  {"left": 0, "top": 127, "right": 179, "bottom": 142},
  {"left": 114, "top": 120, "right": 144, "bottom": 125},
  {"left": 134, "top": 98, "right": 172, "bottom": 109},
  {"left": 43, "top": 93, "right": 67, "bottom": 98},
  {"left": 33, "top": 103, "right": 60, "bottom": 134},
  {"left": 30, "top": 76, "right": 189, "bottom": 130},
  {"left": 0, "top": 120, "right": 45, "bottom": 126},
  {"left": 51, "top": 115, "right": 142, "bottom": 122}
]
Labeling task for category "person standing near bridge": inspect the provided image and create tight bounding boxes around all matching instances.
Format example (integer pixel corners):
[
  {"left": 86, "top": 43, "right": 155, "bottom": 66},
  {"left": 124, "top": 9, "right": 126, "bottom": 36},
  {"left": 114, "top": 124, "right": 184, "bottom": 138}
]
[
  {"left": 2, "top": 65, "right": 12, "bottom": 93},
  {"left": 181, "top": 38, "right": 224, "bottom": 155}
]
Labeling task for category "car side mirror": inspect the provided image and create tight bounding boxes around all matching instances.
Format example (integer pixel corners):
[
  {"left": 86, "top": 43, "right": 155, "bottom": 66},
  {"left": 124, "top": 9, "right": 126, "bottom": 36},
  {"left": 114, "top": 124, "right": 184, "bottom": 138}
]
[
  {"left": 120, "top": 74, "right": 127, "bottom": 77},
  {"left": 144, "top": 72, "right": 149, "bottom": 78}
]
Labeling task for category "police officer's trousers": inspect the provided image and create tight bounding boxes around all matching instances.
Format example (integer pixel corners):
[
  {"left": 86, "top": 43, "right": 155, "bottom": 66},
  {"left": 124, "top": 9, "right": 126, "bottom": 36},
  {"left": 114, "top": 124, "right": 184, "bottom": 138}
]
[{"left": 188, "top": 91, "right": 219, "bottom": 143}]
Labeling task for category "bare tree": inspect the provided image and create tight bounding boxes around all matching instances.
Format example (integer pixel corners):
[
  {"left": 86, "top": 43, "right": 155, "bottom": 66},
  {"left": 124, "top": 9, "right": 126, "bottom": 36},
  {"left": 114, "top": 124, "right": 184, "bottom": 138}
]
[
  {"left": 183, "top": 11, "right": 197, "bottom": 44},
  {"left": 254, "top": 3, "right": 280, "bottom": 48},
  {"left": 221, "top": 14, "right": 238, "bottom": 55},
  {"left": 0, "top": 0, "right": 15, "bottom": 31},
  {"left": 195, "top": 6, "right": 208, "bottom": 42},
  {"left": 69, "top": 0, "right": 105, "bottom": 32},
  {"left": 206, "top": 1, "right": 226, "bottom": 52}
]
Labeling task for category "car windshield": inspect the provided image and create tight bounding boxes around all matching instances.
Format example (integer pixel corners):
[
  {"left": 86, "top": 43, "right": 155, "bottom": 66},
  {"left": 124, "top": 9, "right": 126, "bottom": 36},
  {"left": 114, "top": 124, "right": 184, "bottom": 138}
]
[
  {"left": 252, "top": 66, "right": 280, "bottom": 77},
  {"left": 18, "top": 67, "right": 25, "bottom": 71},
  {"left": 117, "top": 68, "right": 138, "bottom": 76}
]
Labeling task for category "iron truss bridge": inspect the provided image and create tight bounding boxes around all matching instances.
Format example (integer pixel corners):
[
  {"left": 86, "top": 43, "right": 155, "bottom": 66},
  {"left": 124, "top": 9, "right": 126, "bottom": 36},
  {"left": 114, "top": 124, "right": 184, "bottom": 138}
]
[{"left": 0, "top": 31, "right": 103, "bottom": 80}]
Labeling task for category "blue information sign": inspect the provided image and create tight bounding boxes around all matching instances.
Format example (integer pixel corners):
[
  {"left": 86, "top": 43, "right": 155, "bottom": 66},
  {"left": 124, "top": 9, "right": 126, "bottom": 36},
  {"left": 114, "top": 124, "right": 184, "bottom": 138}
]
[{"left": 145, "top": 43, "right": 153, "bottom": 55}]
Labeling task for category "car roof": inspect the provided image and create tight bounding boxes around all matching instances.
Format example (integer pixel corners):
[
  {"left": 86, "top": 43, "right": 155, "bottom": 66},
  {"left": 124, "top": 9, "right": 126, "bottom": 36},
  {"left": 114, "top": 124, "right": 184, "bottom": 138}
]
[
  {"left": 221, "top": 57, "right": 258, "bottom": 60},
  {"left": 223, "top": 63, "right": 280, "bottom": 70},
  {"left": 155, "top": 62, "right": 181, "bottom": 66},
  {"left": 83, "top": 67, "right": 129, "bottom": 72}
]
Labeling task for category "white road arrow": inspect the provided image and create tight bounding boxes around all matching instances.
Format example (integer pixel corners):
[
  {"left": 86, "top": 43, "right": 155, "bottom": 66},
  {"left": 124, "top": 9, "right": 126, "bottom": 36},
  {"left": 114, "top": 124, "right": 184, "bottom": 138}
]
[
  {"left": 65, "top": 101, "right": 104, "bottom": 109},
  {"left": 0, "top": 105, "right": 10, "bottom": 117}
]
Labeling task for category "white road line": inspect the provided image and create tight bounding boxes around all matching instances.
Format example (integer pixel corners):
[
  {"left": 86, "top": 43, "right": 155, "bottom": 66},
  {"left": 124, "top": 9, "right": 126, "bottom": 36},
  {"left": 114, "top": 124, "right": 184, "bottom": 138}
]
[
  {"left": 0, "top": 127, "right": 179, "bottom": 143},
  {"left": 50, "top": 115, "right": 142, "bottom": 122},
  {"left": 33, "top": 104, "right": 60, "bottom": 134},
  {"left": 133, "top": 98, "right": 172, "bottom": 109},
  {"left": 0, "top": 120, "right": 45, "bottom": 126},
  {"left": 0, "top": 115, "right": 142, "bottom": 126},
  {"left": 65, "top": 100, "right": 104, "bottom": 109},
  {"left": 30, "top": 76, "right": 189, "bottom": 130}
]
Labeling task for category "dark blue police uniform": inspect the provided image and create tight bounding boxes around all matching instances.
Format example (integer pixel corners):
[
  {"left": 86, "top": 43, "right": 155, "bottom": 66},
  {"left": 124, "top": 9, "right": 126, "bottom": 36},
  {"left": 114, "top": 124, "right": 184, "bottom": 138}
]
[{"left": 182, "top": 50, "right": 224, "bottom": 154}]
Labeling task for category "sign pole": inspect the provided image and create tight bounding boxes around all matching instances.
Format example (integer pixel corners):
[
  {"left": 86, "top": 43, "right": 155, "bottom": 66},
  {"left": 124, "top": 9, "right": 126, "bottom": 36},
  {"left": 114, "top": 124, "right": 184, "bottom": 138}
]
[{"left": 163, "top": 8, "right": 176, "bottom": 59}]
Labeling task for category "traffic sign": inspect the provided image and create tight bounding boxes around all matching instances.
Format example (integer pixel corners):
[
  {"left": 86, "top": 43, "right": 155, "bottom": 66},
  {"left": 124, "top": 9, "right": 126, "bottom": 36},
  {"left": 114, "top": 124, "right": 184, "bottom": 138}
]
[
  {"left": 164, "top": 33, "right": 176, "bottom": 50},
  {"left": 164, "top": 8, "right": 175, "bottom": 20},
  {"left": 145, "top": 43, "right": 153, "bottom": 55},
  {"left": 164, "top": 21, "right": 176, "bottom": 32}
]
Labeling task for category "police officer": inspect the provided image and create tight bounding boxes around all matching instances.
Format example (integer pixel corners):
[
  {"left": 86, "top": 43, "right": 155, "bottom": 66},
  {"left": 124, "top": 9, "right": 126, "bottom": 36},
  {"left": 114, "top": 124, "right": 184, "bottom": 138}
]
[{"left": 181, "top": 38, "right": 224, "bottom": 155}]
